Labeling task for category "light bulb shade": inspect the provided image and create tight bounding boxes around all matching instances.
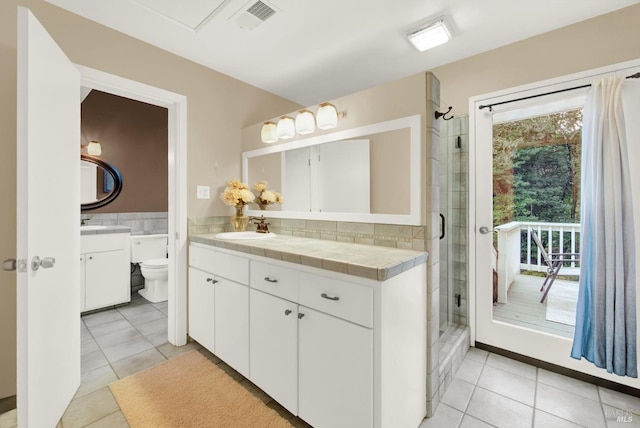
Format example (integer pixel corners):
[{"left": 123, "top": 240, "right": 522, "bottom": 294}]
[
  {"left": 277, "top": 116, "right": 295, "bottom": 139},
  {"left": 261, "top": 121, "right": 278, "bottom": 143},
  {"left": 407, "top": 18, "right": 451, "bottom": 52},
  {"left": 87, "top": 140, "right": 102, "bottom": 156},
  {"left": 316, "top": 103, "right": 338, "bottom": 130},
  {"left": 295, "top": 110, "right": 316, "bottom": 135}
]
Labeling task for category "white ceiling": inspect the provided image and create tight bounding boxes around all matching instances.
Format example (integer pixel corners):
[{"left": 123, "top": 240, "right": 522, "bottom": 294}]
[{"left": 46, "top": 0, "right": 639, "bottom": 106}]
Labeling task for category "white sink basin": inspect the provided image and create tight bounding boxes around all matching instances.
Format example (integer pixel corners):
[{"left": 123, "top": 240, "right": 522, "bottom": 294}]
[
  {"left": 215, "top": 231, "right": 276, "bottom": 240},
  {"left": 81, "top": 225, "right": 108, "bottom": 231}
]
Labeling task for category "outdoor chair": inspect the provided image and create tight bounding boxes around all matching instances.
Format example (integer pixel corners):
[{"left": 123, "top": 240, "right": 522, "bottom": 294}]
[{"left": 529, "top": 229, "right": 580, "bottom": 303}]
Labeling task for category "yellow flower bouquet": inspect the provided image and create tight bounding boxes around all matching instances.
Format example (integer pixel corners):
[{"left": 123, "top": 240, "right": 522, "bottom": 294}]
[{"left": 253, "top": 181, "right": 283, "bottom": 210}]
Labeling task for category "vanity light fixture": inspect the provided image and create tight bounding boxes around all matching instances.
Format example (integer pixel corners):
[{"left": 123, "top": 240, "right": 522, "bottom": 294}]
[
  {"left": 276, "top": 116, "right": 295, "bottom": 139},
  {"left": 295, "top": 109, "right": 315, "bottom": 135},
  {"left": 316, "top": 103, "right": 338, "bottom": 130},
  {"left": 260, "top": 121, "right": 278, "bottom": 143},
  {"left": 83, "top": 140, "right": 102, "bottom": 156},
  {"left": 407, "top": 17, "right": 451, "bottom": 52}
]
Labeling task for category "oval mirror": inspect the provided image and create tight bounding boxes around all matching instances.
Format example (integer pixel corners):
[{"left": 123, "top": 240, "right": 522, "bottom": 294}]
[{"left": 80, "top": 154, "right": 123, "bottom": 210}]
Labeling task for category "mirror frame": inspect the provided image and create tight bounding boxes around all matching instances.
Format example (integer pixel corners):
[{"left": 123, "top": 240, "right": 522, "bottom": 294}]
[
  {"left": 81, "top": 154, "right": 123, "bottom": 210},
  {"left": 242, "top": 114, "right": 422, "bottom": 225}
]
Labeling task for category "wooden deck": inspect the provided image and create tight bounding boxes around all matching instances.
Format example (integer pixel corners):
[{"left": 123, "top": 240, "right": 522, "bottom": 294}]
[{"left": 493, "top": 274, "right": 577, "bottom": 338}]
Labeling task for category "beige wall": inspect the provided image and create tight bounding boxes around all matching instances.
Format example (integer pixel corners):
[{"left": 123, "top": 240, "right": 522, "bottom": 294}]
[
  {"left": 432, "top": 3, "right": 640, "bottom": 115},
  {"left": 81, "top": 90, "right": 168, "bottom": 214},
  {"left": 0, "top": 0, "right": 300, "bottom": 399}
]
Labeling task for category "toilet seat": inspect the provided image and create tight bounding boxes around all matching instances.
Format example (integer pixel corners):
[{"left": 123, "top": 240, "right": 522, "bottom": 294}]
[{"left": 141, "top": 258, "right": 168, "bottom": 269}]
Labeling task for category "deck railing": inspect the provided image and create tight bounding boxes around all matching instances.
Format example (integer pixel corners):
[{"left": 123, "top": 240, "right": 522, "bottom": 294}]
[{"left": 493, "top": 221, "right": 580, "bottom": 302}]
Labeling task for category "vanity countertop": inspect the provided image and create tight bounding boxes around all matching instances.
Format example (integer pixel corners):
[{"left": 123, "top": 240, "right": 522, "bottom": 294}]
[
  {"left": 80, "top": 225, "right": 131, "bottom": 236},
  {"left": 190, "top": 233, "right": 428, "bottom": 281}
]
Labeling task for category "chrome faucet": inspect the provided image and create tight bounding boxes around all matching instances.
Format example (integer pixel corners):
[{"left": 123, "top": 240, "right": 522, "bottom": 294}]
[{"left": 249, "top": 215, "right": 270, "bottom": 234}]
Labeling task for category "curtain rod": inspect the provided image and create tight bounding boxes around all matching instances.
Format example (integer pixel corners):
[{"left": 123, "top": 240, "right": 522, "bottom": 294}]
[{"left": 478, "top": 72, "right": 640, "bottom": 111}]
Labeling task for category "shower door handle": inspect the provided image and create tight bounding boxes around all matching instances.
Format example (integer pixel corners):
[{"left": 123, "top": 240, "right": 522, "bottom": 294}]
[{"left": 440, "top": 214, "right": 445, "bottom": 240}]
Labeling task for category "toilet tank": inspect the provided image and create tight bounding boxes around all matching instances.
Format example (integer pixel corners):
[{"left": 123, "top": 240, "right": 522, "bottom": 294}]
[{"left": 130, "top": 234, "right": 168, "bottom": 263}]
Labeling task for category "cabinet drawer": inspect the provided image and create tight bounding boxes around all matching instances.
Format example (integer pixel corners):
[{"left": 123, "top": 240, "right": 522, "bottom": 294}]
[
  {"left": 299, "top": 273, "right": 373, "bottom": 328},
  {"left": 189, "top": 244, "right": 215, "bottom": 273},
  {"left": 215, "top": 252, "right": 249, "bottom": 285},
  {"left": 250, "top": 261, "right": 299, "bottom": 302}
]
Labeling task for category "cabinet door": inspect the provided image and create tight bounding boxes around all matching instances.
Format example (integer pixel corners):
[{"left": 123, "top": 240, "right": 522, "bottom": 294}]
[
  {"left": 188, "top": 267, "right": 216, "bottom": 352},
  {"left": 249, "top": 289, "right": 298, "bottom": 414},
  {"left": 299, "top": 307, "right": 373, "bottom": 428},
  {"left": 80, "top": 255, "right": 86, "bottom": 312},
  {"left": 215, "top": 278, "right": 249, "bottom": 377},
  {"left": 84, "top": 250, "right": 128, "bottom": 311}
]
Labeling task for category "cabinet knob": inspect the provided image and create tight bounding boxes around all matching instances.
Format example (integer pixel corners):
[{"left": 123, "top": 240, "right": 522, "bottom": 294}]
[
  {"left": 264, "top": 277, "right": 278, "bottom": 283},
  {"left": 284, "top": 309, "right": 292, "bottom": 316},
  {"left": 298, "top": 313, "right": 305, "bottom": 319},
  {"left": 321, "top": 293, "right": 340, "bottom": 301}
]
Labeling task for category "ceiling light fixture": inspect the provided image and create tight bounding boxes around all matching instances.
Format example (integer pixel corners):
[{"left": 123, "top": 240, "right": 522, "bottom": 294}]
[
  {"left": 407, "top": 17, "right": 451, "bottom": 52},
  {"left": 316, "top": 103, "right": 338, "bottom": 130},
  {"left": 260, "top": 121, "right": 278, "bottom": 143},
  {"left": 276, "top": 116, "right": 295, "bottom": 139},
  {"left": 295, "top": 109, "right": 315, "bottom": 135}
]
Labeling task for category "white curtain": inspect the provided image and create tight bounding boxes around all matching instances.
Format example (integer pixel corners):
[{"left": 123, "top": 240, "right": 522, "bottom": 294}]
[{"left": 571, "top": 77, "right": 637, "bottom": 377}]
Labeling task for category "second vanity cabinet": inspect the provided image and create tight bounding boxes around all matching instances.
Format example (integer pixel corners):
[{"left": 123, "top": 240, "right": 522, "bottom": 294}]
[
  {"left": 80, "top": 231, "right": 130, "bottom": 312},
  {"left": 188, "top": 241, "right": 427, "bottom": 428}
]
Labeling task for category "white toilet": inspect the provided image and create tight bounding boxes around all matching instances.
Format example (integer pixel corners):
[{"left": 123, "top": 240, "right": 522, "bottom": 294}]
[{"left": 130, "top": 234, "right": 169, "bottom": 303}]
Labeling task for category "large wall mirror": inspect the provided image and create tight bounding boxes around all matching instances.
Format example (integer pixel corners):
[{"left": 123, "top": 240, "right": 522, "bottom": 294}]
[
  {"left": 243, "top": 115, "right": 422, "bottom": 224},
  {"left": 81, "top": 154, "right": 123, "bottom": 210}
]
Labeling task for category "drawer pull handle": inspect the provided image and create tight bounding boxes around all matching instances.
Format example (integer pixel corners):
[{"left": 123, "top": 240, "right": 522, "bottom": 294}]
[
  {"left": 284, "top": 309, "right": 292, "bottom": 316},
  {"left": 298, "top": 313, "right": 305, "bottom": 319},
  {"left": 264, "top": 277, "right": 278, "bottom": 283},
  {"left": 321, "top": 293, "right": 340, "bottom": 301},
  {"left": 206, "top": 278, "right": 218, "bottom": 284}
]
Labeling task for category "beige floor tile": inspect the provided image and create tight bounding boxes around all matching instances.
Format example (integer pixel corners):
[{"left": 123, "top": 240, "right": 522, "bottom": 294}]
[
  {"left": 84, "top": 411, "right": 130, "bottom": 428},
  {"left": 536, "top": 383, "right": 606, "bottom": 428},
  {"left": 81, "top": 337, "right": 100, "bottom": 356},
  {"left": 133, "top": 317, "right": 167, "bottom": 336},
  {"left": 111, "top": 348, "right": 167, "bottom": 379},
  {"left": 441, "top": 378, "right": 475, "bottom": 412},
  {"left": 75, "top": 365, "right": 119, "bottom": 399},
  {"left": 81, "top": 350, "right": 109, "bottom": 374},
  {"left": 465, "top": 347, "right": 489, "bottom": 364},
  {"left": 466, "top": 387, "right": 534, "bottom": 428},
  {"left": 599, "top": 387, "right": 640, "bottom": 414},
  {"left": 455, "top": 358, "right": 484, "bottom": 385},
  {"left": 534, "top": 409, "right": 587, "bottom": 428},
  {"left": 538, "top": 369, "right": 599, "bottom": 401},
  {"left": 477, "top": 365, "right": 536, "bottom": 406},
  {"left": 82, "top": 310, "right": 125, "bottom": 328},
  {"left": 485, "top": 353, "right": 537, "bottom": 380},
  {"left": 61, "top": 387, "right": 119, "bottom": 428},
  {"left": 101, "top": 335, "right": 154, "bottom": 363},
  {"left": 87, "top": 319, "right": 132, "bottom": 338},
  {"left": 419, "top": 403, "right": 463, "bottom": 428},
  {"left": 94, "top": 326, "right": 145, "bottom": 349},
  {"left": 156, "top": 341, "right": 201, "bottom": 359},
  {"left": 459, "top": 414, "right": 495, "bottom": 428},
  {"left": 144, "top": 330, "right": 169, "bottom": 347},
  {"left": 124, "top": 308, "right": 166, "bottom": 326}
]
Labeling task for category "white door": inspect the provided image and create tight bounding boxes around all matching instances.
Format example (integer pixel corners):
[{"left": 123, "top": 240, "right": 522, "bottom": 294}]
[
  {"left": 17, "top": 7, "right": 81, "bottom": 427},
  {"left": 472, "top": 62, "right": 640, "bottom": 388}
]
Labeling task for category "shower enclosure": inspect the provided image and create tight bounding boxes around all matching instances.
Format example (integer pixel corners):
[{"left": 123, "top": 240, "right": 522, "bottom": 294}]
[{"left": 439, "top": 115, "right": 469, "bottom": 334}]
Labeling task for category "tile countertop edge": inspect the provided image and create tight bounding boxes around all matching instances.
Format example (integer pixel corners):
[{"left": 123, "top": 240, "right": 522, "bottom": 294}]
[
  {"left": 80, "top": 225, "right": 131, "bottom": 235},
  {"left": 189, "top": 234, "right": 428, "bottom": 281}
]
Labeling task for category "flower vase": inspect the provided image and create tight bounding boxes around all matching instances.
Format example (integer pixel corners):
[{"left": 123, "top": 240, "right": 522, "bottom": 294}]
[
  {"left": 258, "top": 203, "right": 268, "bottom": 211},
  {"left": 230, "top": 205, "right": 249, "bottom": 232}
]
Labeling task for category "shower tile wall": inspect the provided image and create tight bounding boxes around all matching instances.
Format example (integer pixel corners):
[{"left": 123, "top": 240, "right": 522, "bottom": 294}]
[{"left": 81, "top": 212, "right": 168, "bottom": 235}]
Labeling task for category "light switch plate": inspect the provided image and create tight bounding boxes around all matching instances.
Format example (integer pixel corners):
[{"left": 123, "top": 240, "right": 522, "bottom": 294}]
[{"left": 196, "top": 185, "right": 210, "bottom": 199}]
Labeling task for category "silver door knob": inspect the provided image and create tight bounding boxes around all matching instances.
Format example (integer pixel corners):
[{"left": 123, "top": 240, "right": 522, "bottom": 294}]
[
  {"left": 31, "top": 256, "right": 56, "bottom": 271},
  {"left": 479, "top": 226, "right": 493, "bottom": 234}
]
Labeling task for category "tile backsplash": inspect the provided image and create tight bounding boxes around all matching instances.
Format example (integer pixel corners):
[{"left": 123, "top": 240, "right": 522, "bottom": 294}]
[
  {"left": 82, "top": 211, "right": 168, "bottom": 235},
  {"left": 188, "top": 216, "right": 427, "bottom": 252}
]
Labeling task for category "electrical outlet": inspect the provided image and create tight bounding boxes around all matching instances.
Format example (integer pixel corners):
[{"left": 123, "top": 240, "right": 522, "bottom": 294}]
[{"left": 196, "top": 185, "right": 210, "bottom": 199}]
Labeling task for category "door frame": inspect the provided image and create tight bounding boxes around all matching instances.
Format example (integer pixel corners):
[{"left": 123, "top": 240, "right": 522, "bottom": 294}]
[
  {"left": 468, "top": 57, "right": 640, "bottom": 387},
  {"left": 78, "top": 65, "right": 188, "bottom": 345}
]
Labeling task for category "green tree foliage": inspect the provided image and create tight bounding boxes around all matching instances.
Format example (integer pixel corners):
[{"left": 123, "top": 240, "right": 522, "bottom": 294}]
[{"left": 493, "top": 110, "right": 582, "bottom": 226}]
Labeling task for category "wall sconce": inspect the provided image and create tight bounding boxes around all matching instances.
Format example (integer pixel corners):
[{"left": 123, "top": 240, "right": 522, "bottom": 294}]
[
  {"left": 407, "top": 17, "right": 451, "bottom": 52},
  {"left": 277, "top": 116, "right": 295, "bottom": 139},
  {"left": 82, "top": 140, "right": 102, "bottom": 156},
  {"left": 260, "top": 121, "right": 278, "bottom": 143},
  {"left": 295, "top": 109, "right": 315, "bottom": 135},
  {"left": 316, "top": 103, "right": 338, "bottom": 130}
]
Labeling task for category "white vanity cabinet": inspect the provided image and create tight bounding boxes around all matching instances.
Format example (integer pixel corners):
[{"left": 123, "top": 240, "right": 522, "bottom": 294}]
[
  {"left": 188, "top": 241, "right": 427, "bottom": 428},
  {"left": 188, "top": 244, "right": 250, "bottom": 377},
  {"left": 80, "top": 232, "right": 130, "bottom": 312}
]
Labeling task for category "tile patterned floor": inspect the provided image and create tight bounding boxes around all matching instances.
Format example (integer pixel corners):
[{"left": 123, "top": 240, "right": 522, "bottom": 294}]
[
  {"left": 420, "top": 348, "right": 640, "bottom": 428},
  {"left": 2, "top": 296, "right": 639, "bottom": 428}
]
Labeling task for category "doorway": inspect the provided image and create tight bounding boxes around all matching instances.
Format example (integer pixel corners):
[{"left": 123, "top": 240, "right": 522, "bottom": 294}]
[
  {"left": 78, "top": 65, "right": 188, "bottom": 346},
  {"left": 470, "top": 59, "right": 640, "bottom": 388}
]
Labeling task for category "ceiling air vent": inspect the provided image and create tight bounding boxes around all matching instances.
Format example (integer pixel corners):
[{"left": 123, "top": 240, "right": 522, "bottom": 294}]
[{"left": 233, "top": 0, "right": 278, "bottom": 30}]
